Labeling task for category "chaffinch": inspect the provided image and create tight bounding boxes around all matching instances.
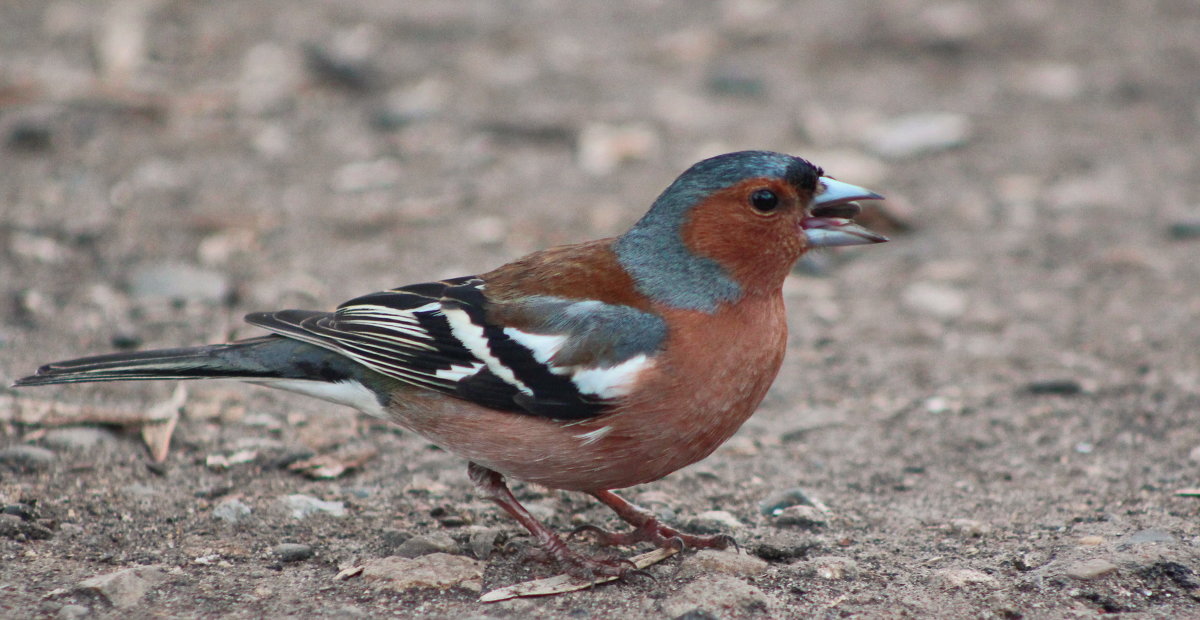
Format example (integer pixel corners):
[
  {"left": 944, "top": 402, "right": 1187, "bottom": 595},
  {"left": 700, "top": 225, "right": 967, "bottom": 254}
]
[{"left": 15, "top": 150, "right": 886, "bottom": 579}]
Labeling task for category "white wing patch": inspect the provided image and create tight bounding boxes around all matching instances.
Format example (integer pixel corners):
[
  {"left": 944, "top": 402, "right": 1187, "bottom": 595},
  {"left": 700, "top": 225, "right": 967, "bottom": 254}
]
[
  {"left": 505, "top": 327, "right": 654, "bottom": 399},
  {"left": 568, "top": 354, "right": 654, "bottom": 399},
  {"left": 443, "top": 305, "right": 534, "bottom": 396},
  {"left": 435, "top": 362, "right": 485, "bottom": 381},
  {"left": 502, "top": 328, "right": 566, "bottom": 364}
]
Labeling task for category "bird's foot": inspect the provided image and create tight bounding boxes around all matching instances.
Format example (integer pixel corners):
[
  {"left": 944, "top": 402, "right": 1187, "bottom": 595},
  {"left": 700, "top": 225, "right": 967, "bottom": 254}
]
[
  {"left": 580, "top": 489, "right": 739, "bottom": 552},
  {"left": 571, "top": 521, "right": 735, "bottom": 552},
  {"left": 510, "top": 537, "right": 649, "bottom": 582},
  {"left": 468, "top": 463, "right": 650, "bottom": 583}
]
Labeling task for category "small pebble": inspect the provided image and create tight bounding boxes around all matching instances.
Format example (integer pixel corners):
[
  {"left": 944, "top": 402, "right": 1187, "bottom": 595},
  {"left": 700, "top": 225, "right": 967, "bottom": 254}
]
[
  {"left": 78, "top": 565, "right": 168, "bottom": 609},
  {"left": 42, "top": 427, "right": 118, "bottom": 450},
  {"left": 395, "top": 533, "right": 458, "bottom": 558},
  {"left": 1167, "top": 219, "right": 1200, "bottom": 241},
  {"left": 688, "top": 510, "right": 744, "bottom": 533},
  {"left": 811, "top": 556, "right": 859, "bottom": 580},
  {"left": 0, "top": 445, "right": 56, "bottom": 471},
  {"left": 0, "top": 513, "right": 54, "bottom": 540},
  {"left": 6, "top": 121, "right": 53, "bottom": 152},
  {"left": 360, "top": 553, "right": 483, "bottom": 592},
  {"left": 750, "top": 533, "right": 820, "bottom": 561},
  {"left": 331, "top": 159, "right": 401, "bottom": 193},
  {"left": 1065, "top": 558, "right": 1118, "bottom": 580},
  {"left": 237, "top": 43, "right": 301, "bottom": 116},
  {"left": 947, "top": 518, "right": 990, "bottom": 537},
  {"left": 1078, "top": 535, "right": 1105, "bottom": 546},
  {"left": 772, "top": 505, "right": 827, "bottom": 529},
  {"left": 678, "top": 549, "right": 768, "bottom": 578},
  {"left": 271, "top": 543, "right": 314, "bottom": 562},
  {"left": 706, "top": 70, "right": 765, "bottom": 98},
  {"left": 934, "top": 568, "right": 998, "bottom": 588},
  {"left": 902, "top": 282, "right": 967, "bottom": 319},
  {"left": 1119, "top": 529, "right": 1176, "bottom": 547},
  {"left": 1026, "top": 379, "right": 1083, "bottom": 395},
  {"left": 281, "top": 494, "right": 345, "bottom": 519},
  {"left": 304, "top": 44, "right": 378, "bottom": 93},
  {"left": 213, "top": 498, "right": 252, "bottom": 524},
  {"left": 2, "top": 503, "right": 36, "bottom": 520},
  {"left": 1012, "top": 62, "right": 1084, "bottom": 101},
  {"left": 865, "top": 113, "right": 971, "bottom": 160}
]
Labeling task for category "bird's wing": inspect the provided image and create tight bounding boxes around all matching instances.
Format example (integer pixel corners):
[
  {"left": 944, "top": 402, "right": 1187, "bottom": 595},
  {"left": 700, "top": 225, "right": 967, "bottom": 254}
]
[{"left": 245, "top": 277, "right": 667, "bottom": 420}]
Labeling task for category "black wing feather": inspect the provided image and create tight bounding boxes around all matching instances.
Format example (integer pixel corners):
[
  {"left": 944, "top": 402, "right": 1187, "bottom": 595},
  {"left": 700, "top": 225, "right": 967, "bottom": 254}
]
[{"left": 246, "top": 278, "right": 608, "bottom": 420}]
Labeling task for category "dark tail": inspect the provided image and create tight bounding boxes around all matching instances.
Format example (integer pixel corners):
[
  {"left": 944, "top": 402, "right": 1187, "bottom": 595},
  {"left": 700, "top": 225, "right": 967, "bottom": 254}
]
[{"left": 13, "top": 336, "right": 358, "bottom": 387}]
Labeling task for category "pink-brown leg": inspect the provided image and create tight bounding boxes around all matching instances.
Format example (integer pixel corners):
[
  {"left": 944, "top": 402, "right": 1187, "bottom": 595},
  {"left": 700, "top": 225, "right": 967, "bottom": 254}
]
[
  {"left": 576, "top": 490, "right": 736, "bottom": 551},
  {"left": 467, "top": 463, "right": 637, "bottom": 580}
]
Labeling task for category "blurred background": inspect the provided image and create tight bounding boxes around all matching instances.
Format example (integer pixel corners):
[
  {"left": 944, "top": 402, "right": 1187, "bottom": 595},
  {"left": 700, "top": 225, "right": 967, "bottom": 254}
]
[{"left": 2, "top": 1, "right": 1199, "bottom": 617}]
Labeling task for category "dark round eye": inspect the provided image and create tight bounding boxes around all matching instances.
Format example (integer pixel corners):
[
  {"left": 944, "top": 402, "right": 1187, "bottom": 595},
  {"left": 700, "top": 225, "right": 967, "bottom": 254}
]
[{"left": 750, "top": 188, "right": 779, "bottom": 213}]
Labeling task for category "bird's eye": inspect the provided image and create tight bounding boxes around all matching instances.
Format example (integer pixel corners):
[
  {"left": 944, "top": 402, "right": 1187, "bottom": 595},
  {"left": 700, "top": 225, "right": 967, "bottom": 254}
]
[{"left": 749, "top": 188, "right": 779, "bottom": 213}]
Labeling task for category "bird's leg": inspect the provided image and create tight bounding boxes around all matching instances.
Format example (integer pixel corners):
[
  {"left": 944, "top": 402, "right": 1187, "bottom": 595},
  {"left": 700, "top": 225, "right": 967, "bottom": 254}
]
[
  {"left": 467, "top": 463, "right": 637, "bottom": 580},
  {"left": 574, "top": 490, "right": 736, "bottom": 551}
]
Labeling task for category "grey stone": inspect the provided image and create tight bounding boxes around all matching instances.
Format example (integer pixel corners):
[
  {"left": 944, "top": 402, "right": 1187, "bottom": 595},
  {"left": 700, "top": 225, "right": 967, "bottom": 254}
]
[
  {"left": 0, "top": 445, "right": 56, "bottom": 471},
  {"left": 78, "top": 565, "right": 168, "bottom": 609},
  {"left": 751, "top": 532, "right": 820, "bottom": 561},
  {"left": 0, "top": 513, "right": 53, "bottom": 540},
  {"left": 773, "top": 505, "right": 827, "bottom": 529},
  {"left": 1065, "top": 558, "right": 1118, "bottom": 580},
  {"left": 271, "top": 543, "right": 314, "bottom": 562},
  {"left": 395, "top": 532, "right": 458, "bottom": 558},
  {"left": 688, "top": 509, "right": 744, "bottom": 533},
  {"left": 947, "top": 518, "right": 991, "bottom": 537},
  {"left": 811, "top": 556, "right": 859, "bottom": 580},
  {"left": 41, "top": 427, "right": 118, "bottom": 450},
  {"left": 281, "top": 494, "right": 345, "bottom": 519},
  {"left": 758, "top": 487, "right": 823, "bottom": 516},
  {"left": 213, "top": 498, "right": 252, "bottom": 524},
  {"left": 360, "top": 553, "right": 482, "bottom": 592},
  {"left": 1120, "top": 529, "right": 1176, "bottom": 547},
  {"left": 677, "top": 549, "right": 769, "bottom": 579},
  {"left": 1167, "top": 218, "right": 1200, "bottom": 241}
]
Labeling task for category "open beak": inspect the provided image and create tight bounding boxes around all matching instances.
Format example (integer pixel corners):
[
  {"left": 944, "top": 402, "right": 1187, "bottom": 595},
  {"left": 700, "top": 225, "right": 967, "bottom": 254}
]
[{"left": 802, "top": 177, "right": 889, "bottom": 247}]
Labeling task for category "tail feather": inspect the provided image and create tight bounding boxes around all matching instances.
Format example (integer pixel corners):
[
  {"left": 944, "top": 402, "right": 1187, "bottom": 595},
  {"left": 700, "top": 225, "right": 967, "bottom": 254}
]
[{"left": 13, "top": 336, "right": 353, "bottom": 387}]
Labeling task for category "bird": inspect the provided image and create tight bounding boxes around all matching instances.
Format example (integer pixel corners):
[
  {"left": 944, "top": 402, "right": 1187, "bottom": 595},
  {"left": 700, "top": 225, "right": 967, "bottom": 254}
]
[{"left": 13, "top": 150, "right": 887, "bottom": 579}]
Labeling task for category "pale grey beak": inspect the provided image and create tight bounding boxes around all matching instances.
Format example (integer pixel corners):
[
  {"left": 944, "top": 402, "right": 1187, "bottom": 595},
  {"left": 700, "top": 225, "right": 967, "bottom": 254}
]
[
  {"left": 803, "top": 177, "right": 888, "bottom": 247},
  {"left": 802, "top": 217, "right": 889, "bottom": 247},
  {"left": 814, "top": 177, "right": 883, "bottom": 208}
]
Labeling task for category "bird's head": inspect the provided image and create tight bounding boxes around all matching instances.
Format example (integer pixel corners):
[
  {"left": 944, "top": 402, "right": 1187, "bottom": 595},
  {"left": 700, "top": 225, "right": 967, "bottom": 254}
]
[{"left": 614, "top": 150, "right": 886, "bottom": 312}]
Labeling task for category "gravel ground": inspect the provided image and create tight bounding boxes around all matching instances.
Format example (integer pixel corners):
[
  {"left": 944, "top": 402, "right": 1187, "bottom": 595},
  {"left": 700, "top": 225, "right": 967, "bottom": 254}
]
[{"left": 3, "top": 1, "right": 1200, "bottom": 618}]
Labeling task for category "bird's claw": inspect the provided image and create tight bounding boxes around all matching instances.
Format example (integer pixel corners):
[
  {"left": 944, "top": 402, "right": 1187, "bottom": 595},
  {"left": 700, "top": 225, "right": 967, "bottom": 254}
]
[
  {"left": 569, "top": 520, "right": 736, "bottom": 553},
  {"left": 555, "top": 550, "right": 643, "bottom": 583}
]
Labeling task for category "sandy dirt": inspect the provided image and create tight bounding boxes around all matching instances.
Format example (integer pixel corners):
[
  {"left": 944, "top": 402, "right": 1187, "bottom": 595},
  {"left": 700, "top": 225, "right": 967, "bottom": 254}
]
[{"left": 3, "top": 1, "right": 1200, "bottom": 618}]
